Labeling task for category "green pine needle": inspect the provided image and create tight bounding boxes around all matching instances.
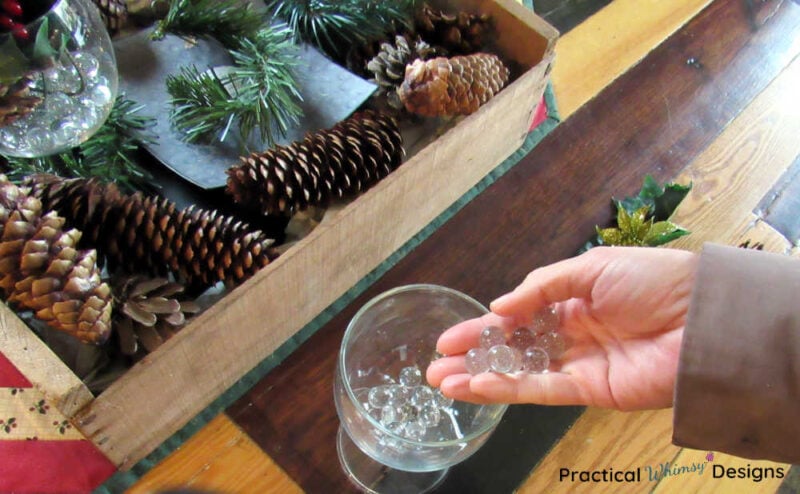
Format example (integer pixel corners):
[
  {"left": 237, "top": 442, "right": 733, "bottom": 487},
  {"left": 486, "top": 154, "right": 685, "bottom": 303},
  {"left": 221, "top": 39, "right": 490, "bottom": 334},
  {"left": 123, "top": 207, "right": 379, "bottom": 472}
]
[
  {"left": 151, "top": 0, "right": 265, "bottom": 50},
  {"left": 0, "top": 96, "right": 156, "bottom": 191},
  {"left": 265, "top": 0, "right": 418, "bottom": 59},
  {"left": 166, "top": 24, "right": 303, "bottom": 147}
]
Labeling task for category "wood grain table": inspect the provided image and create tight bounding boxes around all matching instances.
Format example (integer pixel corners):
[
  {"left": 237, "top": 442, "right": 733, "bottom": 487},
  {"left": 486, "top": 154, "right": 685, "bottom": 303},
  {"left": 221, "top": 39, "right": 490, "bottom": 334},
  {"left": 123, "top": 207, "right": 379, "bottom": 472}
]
[{"left": 122, "top": 0, "right": 800, "bottom": 492}]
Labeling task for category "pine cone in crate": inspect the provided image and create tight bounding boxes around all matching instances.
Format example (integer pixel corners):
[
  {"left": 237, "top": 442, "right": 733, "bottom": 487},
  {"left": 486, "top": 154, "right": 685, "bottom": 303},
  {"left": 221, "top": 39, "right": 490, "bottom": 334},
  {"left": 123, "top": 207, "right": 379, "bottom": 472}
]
[
  {"left": 414, "top": 3, "right": 493, "bottom": 55},
  {"left": 0, "top": 176, "right": 111, "bottom": 344},
  {"left": 367, "top": 35, "right": 435, "bottom": 109},
  {"left": 113, "top": 275, "right": 199, "bottom": 355},
  {"left": 0, "top": 77, "right": 43, "bottom": 128},
  {"left": 226, "top": 110, "right": 404, "bottom": 216},
  {"left": 27, "top": 175, "right": 280, "bottom": 289},
  {"left": 398, "top": 53, "right": 509, "bottom": 117},
  {"left": 90, "top": 0, "right": 129, "bottom": 35}
]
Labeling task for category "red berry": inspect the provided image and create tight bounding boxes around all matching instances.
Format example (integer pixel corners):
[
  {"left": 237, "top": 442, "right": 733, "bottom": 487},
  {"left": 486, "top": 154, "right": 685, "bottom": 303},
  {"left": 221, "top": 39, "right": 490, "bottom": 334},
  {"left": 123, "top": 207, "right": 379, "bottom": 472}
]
[
  {"left": 0, "top": 14, "right": 14, "bottom": 30},
  {"left": 11, "top": 24, "right": 27, "bottom": 40},
  {"left": 1, "top": 0, "right": 22, "bottom": 18}
]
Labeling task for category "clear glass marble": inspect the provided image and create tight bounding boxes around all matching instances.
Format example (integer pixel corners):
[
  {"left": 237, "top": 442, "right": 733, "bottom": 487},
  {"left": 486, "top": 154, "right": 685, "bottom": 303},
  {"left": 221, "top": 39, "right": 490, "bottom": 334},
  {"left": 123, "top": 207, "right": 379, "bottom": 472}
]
[
  {"left": 536, "top": 331, "right": 567, "bottom": 360},
  {"left": 479, "top": 325, "right": 506, "bottom": 349},
  {"left": 531, "top": 306, "right": 560, "bottom": 333},
  {"left": 399, "top": 366, "right": 422, "bottom": 387},
  {"left": 465, "top": 347, "right": 490, "bottom": 375},
  {"left": 508, "top": 327, "right": 537, "bottom": 351},
  {"left": 522, "top": 346, "right": 550, "bottom": 373},
  {"left": 0, "top": 0, "right": 118, "bottom": 157},
  {"left": 488, "top": 345, "right": 515, "bottom": 373}
]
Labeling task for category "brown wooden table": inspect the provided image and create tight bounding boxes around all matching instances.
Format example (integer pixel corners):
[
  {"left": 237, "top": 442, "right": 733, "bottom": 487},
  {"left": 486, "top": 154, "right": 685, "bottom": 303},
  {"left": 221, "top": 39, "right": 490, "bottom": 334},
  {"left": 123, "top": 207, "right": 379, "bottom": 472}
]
[{"left": 124, "top": 0, "right": 800, "bottom": 492}]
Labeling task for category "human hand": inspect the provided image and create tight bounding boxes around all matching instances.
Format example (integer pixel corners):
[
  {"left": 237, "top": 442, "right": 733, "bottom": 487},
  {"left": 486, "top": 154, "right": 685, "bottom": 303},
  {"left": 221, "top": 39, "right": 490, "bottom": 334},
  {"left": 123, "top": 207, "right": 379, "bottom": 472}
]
[{"left": 427, "top": 246, "right": 698, "bottom": 411}]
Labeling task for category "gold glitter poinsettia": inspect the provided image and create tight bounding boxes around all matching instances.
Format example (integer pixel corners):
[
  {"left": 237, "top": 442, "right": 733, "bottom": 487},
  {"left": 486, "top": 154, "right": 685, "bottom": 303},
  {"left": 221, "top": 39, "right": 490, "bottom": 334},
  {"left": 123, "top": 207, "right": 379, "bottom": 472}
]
[{"left": 597, "top": 204, "right": 688, "bottom": 247}]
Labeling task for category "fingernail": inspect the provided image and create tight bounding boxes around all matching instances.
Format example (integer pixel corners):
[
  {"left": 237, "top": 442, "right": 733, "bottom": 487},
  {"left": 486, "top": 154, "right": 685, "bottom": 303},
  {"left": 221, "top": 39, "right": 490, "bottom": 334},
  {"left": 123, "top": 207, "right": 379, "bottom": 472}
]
[{"left": 490, "top": 292, "right": 512, "bottom": 309}]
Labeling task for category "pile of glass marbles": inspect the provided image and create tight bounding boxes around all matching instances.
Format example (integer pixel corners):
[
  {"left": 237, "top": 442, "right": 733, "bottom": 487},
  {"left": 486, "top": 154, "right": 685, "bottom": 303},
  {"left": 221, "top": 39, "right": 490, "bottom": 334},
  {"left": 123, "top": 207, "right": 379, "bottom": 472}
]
[
  {"left": 465, "top": 306, "right": 568, "bottom": 375},
  {"left": 360, "top": 365, "right": 453, "bottom": 441},
  {"left": 0, "top": 52, "right": 115, "bottom": 157}
]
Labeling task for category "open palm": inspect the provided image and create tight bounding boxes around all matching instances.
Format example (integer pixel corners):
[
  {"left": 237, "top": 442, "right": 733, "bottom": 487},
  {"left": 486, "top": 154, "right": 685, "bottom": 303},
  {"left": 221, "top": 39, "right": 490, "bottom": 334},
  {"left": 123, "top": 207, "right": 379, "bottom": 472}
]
[{"left": 426, "top": 246, "right": 698, "bottom": 411}]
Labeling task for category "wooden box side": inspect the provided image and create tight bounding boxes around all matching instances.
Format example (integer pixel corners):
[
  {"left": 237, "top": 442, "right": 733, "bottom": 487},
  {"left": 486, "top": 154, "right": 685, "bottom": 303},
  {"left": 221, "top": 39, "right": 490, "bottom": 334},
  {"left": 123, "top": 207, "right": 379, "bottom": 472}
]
[
  {"left": 0, "top": 304, "right": 93, "bottom": 417},
  {"left": 71, "top": 2, "right": 558, "bottom": 470},
  {"left": 435, "top": 0, "right": 559, "bottom": 68}
]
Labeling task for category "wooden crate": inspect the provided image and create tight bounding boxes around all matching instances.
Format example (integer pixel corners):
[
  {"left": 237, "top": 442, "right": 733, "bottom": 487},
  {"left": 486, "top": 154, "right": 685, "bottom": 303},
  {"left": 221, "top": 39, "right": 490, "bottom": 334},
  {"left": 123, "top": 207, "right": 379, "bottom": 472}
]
[{"left": 0, "top": 0, "right": 558, "bottom": 470}]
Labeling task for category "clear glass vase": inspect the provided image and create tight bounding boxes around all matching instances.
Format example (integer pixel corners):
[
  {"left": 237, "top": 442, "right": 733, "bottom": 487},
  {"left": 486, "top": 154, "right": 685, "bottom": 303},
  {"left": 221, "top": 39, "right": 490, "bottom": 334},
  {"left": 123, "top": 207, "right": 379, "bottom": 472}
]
[{"left": 0, "top": 0, "right": 118, "bottom": 157}]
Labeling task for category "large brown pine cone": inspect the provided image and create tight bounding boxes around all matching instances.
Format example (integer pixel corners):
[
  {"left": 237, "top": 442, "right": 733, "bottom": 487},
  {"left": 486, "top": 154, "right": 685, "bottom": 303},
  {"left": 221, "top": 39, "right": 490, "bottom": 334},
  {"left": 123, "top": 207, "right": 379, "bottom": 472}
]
[
  {"left": 414, "top": 3, "right": 493, "bottom": 55},
  {"left": 226, "top": 111, "right": 404, "bottom": 216},
  {"left": 27, "top": 176, "right": 280, "bottom": 289},
  {"left": 398, "top": 53, "right": 509, "bottom": 117},
  {"left": 0, "top": 176, "right": 111, "bottom": 344}
]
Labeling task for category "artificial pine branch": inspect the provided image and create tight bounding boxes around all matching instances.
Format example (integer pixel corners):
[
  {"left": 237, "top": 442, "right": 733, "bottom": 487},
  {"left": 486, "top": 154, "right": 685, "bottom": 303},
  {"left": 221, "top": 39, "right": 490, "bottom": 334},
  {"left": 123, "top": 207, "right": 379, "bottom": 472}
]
[
  {"left": 150, "top": 0, "right": 263, "bottom": 50},
  {"left": 166, "top": 24, "right": 302, "bottom": 146},
  {"left": 265, "top": 0, "right": 418, "bottom": 60},
  {"left": 0, "top": 96, "right": 156, "bottom": 191}
]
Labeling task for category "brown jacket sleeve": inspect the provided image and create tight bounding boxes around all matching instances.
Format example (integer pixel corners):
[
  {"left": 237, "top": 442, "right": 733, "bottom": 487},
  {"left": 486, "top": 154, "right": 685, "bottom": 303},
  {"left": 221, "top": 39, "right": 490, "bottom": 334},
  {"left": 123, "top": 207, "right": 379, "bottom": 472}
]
[{"left": 673, "top": 243, "right": 800, "bottom": 464}]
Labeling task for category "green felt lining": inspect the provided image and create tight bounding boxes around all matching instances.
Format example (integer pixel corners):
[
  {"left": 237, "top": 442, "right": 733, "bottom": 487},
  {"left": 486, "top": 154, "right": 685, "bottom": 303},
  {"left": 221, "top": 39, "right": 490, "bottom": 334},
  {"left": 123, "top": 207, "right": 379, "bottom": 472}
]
[{"left": 96, "top": 76, "right": 559, "bottom": 494}]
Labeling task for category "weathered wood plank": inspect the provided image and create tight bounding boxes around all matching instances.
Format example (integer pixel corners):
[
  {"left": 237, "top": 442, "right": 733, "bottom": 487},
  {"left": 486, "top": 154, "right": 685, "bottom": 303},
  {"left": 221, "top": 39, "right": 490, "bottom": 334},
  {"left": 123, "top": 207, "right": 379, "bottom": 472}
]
[
  {"left": 668, "top": 54, "right": 800, "bottom": 251},
  {"left": 551, "top": 0, "right": 713, "bottom": 118},
  {"left": 0, "top": 309, "right": 93, "bottom": 418},
  {"left": 228, "top": 0, "right": 800, "bottom": 492},
  {"left": 125, "top": 415, "right": 302, "bottom": 494}
]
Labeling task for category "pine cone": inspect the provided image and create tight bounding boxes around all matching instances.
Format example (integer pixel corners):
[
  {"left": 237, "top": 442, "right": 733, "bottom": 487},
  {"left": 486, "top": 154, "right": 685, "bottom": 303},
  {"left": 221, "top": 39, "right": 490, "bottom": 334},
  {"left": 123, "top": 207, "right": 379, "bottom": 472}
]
[
  {"left": 27, "top": 175, "right": 280, "bottom": 289},
  {"left": 0, "top": 77, "right": 43, "bottom": 128},
  {"left": 226, "top": 110, "right": 404, "bottom": 216},
  {"left": 414, "top": 3, "right": 493, "bottom": 55},
  {"left": 113, "top": 275, "right": 199, "bottom": 355},
  {"left": 0, "top": 176, "right": 111, "bottom": 344},
  {"left": 398, "top": 53, "right": 509, "bottom": 117},
  {"left": 90, "top": 0, "right": 129, "bottom": 35},
  {"left": 367, "top": 35, "right": 435, "bottom": 109}
]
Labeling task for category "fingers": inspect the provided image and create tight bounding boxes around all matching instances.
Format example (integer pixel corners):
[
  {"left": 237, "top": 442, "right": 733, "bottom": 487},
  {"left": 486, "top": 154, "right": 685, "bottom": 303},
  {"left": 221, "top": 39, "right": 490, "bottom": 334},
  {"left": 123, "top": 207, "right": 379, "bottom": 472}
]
[
  {"left": 490, "top": 248, "right": 608, "bottom": 317},
  {"left": 435, "top": 312, "right": 515, "bottom": 356},
  {"left": 426, "top": 355, "right": 464, "bottom": 388},
  {"left": 469, "top": 372, "right": 587, "bottom": 405},
  {"left": 434, "top": 370, "right": 589, "bottom": 406},
  {"left": 428, "top": 357, "right": 589, "bottom": 406}
]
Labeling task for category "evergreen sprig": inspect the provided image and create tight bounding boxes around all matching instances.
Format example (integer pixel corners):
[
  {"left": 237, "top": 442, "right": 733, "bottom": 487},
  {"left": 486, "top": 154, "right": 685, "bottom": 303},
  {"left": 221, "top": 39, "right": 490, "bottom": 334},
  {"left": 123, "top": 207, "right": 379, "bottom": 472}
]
[
  {"left": 0, "top": 96, "right": 156, "bottom": 191},
  {"left": 265, "top": 0, "right": 418, "bottom": 60},
  {"left": 151, "top": 0, "right": 264, "bottom": 50},
  {"left": 165, "top": 24, "right": 302, "bottom": 146}
]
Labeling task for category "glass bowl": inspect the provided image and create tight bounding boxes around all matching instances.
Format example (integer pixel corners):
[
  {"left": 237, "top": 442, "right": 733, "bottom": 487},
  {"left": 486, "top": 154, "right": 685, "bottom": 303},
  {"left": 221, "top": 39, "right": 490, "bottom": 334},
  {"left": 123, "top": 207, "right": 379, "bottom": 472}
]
[
  {"left": 0, "top": 0, "right": 118, "bottom": 157},
  {"left": 334, "top": 284, "right": 507, "bottom": 493}
]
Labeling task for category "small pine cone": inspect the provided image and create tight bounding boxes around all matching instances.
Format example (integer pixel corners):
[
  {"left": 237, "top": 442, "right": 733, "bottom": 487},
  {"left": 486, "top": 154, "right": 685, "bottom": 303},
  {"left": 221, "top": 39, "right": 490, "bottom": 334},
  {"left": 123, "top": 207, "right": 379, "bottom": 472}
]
[
  {"left": 414, "top": 3, "right": 493, "bottom": 55},
  {"left": 0, "top": 77, "right": 43, "bottom": 128},
  {"left": 113, "top": 275, "right": 199, "bottom": 355},
  {"left": 27, "top": 175, "right": 280, "bottom": 288},
  {"left": 0, "top": 176, "right": 111, "bottom": 344},
  {"left": 398, "top": 53, "right": 509, "bottom": 117},
  {"left": 91, "top": 0, "right": 129, "bottom": 35},
  {"left": 367, "top": 35, "right": 435, "bottom": 109},
  {"left": 226, "top": 111, "right": 404, "bottom": 216}
]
